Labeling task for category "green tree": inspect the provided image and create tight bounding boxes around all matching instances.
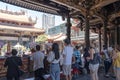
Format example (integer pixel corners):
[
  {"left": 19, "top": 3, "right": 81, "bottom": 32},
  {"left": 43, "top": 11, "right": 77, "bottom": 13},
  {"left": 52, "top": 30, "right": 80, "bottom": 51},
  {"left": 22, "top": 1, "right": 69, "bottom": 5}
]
[{"left": 35, "top": 34, "right": 47, "bottom": 43}]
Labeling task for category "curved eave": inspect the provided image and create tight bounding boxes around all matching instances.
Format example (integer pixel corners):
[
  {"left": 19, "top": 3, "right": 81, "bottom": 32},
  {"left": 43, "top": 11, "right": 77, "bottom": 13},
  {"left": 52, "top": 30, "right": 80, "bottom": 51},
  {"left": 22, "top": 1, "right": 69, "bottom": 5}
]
[
  {"left": 92, "top": 0, "right": 119, "bottom": 9},
  {"left": 0, "top": 0, "right": 59, "bottom": 15},
  {"left": 0, "top": 18, "right": 34, "bottom": 25},
  {"left": 0, "top": 25, "right": 45, "bottom": 33}
]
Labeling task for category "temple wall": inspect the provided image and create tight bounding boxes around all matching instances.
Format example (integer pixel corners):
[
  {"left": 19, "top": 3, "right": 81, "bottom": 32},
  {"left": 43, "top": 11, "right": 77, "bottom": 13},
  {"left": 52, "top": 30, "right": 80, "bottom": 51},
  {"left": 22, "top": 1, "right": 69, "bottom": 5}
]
[{"left": 0, "top": 57, "right": 30, "bottom": 77}]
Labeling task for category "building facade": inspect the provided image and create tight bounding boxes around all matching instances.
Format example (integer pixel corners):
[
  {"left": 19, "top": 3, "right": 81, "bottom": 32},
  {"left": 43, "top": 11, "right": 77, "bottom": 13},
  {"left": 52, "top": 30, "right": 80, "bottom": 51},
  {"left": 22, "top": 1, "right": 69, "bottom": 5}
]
[
  {"left": 48, "top": 20, "right": 98, "bottom": 43},
  {"left": 48, "top": 23, "right": 66, "bottom": 35},
  {"left": 0, "top": 9, "right": 44, "bottom": 48},
  {"left": 42, "top": 13, "right": 55, "bottom": 33}
]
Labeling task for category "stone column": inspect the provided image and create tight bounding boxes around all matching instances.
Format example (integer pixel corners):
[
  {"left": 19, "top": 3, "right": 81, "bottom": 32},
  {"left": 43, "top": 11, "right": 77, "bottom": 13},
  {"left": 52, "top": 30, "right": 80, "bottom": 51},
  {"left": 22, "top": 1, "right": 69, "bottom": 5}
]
[
  {"left": 103, "top": 17, "right": 108, "bottom": 49},
  {"left": 29, "top": 33, "right": 35, "bottom": 43},
  {"left": 115, "top": 25, "right": 118, "bottom": 48},
  {"left": 98, "top": 26, "right": 102, "bottom": 52},
  {"left": 30, "top": 36, "right": 35, "bottom": 43},
  {"left": 112, "top": 18, "right": 120, "bottom": 48},
  {"left": 18, "top": 34, "right": 23, "bottom": 45},
  {"left": 7, "top": 41, "right": 11, "bottom": 52},
  {"left": 107, "top": 28, "right": 111, "bottom": 47},
  {"left": 66, "top": 12, "right": 72, "bottom": 43},
  {"left": 85, "top": 10, "right": 90, "bottom": 48},
  {"left": 84, "top": 0, "right": 95, "bottom": 48},
  {"left": 109, "top": 30, "right": 112, "bottom": 46}
]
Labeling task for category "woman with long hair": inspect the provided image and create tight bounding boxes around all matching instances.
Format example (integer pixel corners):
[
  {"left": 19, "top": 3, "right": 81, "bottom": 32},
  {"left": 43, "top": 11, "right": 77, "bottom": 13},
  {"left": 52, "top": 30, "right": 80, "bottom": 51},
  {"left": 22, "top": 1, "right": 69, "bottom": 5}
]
[{"left": 47, "top": 43, "right": 60, "bottom": 80}]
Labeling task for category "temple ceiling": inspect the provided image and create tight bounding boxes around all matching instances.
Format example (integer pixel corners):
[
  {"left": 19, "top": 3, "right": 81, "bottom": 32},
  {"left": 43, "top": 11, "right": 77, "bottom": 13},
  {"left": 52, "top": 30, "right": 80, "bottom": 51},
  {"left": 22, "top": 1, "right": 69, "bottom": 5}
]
[{"left": 1, "top": 0, "right": 120, "bottom": 26}]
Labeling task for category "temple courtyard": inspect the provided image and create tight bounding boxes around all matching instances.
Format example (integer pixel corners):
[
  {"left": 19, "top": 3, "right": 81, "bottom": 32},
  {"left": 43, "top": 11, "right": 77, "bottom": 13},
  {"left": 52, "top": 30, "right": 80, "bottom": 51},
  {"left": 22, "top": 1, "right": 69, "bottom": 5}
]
[{"left": 0, "top": 69, "right": 116, "bottom": 80}]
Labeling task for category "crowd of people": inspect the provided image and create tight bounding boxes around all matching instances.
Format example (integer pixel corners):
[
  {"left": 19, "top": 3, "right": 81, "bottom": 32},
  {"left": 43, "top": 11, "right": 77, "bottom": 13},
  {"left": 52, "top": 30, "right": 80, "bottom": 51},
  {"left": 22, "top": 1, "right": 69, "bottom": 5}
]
[{"left": 3, "top": 38, "right": 120, "bottom": 80}]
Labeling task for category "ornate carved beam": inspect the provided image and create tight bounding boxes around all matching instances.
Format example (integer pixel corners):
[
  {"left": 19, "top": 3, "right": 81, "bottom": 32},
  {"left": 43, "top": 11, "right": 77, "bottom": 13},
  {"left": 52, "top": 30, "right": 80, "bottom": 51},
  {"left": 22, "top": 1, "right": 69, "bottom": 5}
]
[
  {"left": 70, "top": 10, "right": 79, "bottom": 16},
  {"left": 92, "top": 0, "right": 119, "bottom": 9},
  {"left": 90, "top": 18, "right": 101, "bottom": 25},
  {"left": 109, "top": 11, "right": 120, "bottom": 22},
  {"left": 94, "top": 8, "right": 108, "bottom": 48},
  {"left": 85, "top": 10, "right": 90, "bottom": 48},
  {"left": 50, "top": 0, "right": 86, "bottom": 15},
  {"left": 1, "top": 0, "right": 59, "bottom": 15},
  {"left": 23, "top": 0, "right": 60, "bottom": 11},
  {"left": 66, "top": 12, "right": 72, "bottom": 42},
  {"left": 89, "top": 11, "right": 120, "bottom": 29}
]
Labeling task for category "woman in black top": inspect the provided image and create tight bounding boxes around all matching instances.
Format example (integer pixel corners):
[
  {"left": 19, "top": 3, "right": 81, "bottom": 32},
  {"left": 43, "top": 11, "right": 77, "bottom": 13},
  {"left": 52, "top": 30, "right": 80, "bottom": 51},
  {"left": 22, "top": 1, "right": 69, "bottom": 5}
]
[
  {"left": 4, "top": 49, "right": 22, "bottom": 80},
  {"left": 88, "top": 47, "right": 100, "bottom": 80}
]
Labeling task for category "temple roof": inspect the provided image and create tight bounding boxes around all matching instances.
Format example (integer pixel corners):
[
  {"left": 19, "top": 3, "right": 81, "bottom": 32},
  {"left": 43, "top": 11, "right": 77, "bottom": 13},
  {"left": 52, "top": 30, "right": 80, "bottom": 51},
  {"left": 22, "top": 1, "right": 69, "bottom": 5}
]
[
  {"left": 0, "top": 24, "right": 45, "bottom": 37},
  {"left": 0, "top": 24, "right": 44, "bottom": 33},
  {"left": 0, "top": 9, "right": 36, "bottom": 24},
  {"left": 0, "top": 0, "right": 69, "bottom": 16},
  {"left": 0, "top": 9, "right": 44, "bottom": 37}
]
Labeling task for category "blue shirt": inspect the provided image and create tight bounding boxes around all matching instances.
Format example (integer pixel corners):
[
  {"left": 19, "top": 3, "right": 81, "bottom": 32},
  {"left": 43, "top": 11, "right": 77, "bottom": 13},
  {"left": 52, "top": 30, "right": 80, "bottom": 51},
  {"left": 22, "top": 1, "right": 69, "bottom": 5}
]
[{"left": 73, "top": 50, "right": 81, "bottom": 63}]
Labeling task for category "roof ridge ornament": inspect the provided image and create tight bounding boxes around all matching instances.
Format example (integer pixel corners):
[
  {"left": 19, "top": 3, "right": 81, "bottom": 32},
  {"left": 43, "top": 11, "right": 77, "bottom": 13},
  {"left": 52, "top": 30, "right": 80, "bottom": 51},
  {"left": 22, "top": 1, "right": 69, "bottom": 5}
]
[{"left": 0, "top": 9, "right": 26, "bottom": 15}]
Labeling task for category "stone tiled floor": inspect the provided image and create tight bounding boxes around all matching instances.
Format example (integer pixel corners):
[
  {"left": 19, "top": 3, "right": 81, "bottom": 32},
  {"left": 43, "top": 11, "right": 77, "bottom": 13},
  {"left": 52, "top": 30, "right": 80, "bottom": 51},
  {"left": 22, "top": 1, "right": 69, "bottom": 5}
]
[
  {"left": 0, "top": 69, "right": 116, "bottom": 80},
  {"left": 73, "top": 74, "right": 115, "bottom": 80},
  {"left": 0, "top": 74, "right": 116, "bottom": 80},
  {"left": 23, "top": 74, "right": 116, "bottom": 80},
  {"left": 0, "top": 75, "right": 115, "bottom": 80}
]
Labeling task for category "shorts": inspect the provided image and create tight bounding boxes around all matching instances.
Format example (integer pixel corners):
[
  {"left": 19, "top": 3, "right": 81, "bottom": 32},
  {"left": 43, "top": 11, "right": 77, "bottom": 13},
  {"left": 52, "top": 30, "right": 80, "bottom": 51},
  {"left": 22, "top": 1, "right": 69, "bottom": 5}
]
[
  {"left": 63, "top": 65, "right": 71, "bottom": 76},
  {"left": 89, "top": 63, "right": 99, "bottom": 73}
]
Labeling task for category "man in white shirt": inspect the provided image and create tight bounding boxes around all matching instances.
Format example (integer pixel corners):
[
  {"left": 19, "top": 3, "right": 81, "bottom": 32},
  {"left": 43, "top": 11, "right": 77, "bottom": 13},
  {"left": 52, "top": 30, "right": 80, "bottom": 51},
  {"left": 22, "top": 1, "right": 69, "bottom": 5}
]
[
  {"left": 62, "top": 39, "right": 73, "bottom": 80},
  {"left": 32, "top": 45, "right": 45, "bottom": 80}
]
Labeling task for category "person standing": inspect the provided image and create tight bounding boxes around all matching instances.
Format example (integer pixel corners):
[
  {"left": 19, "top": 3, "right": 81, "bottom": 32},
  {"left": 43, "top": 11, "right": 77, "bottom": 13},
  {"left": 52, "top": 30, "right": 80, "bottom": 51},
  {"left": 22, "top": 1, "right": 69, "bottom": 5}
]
[
  {"left": 73, "top": 45, "right": 81, "bottom": 65},
  {"left": 4, "top": 49, "right": 22, "bottom": 80},
  {"left": 62, "top": 39, "right": 74, "bottom": 80},
  {"left": 112, "top": 46, "right": 120, "bottom": 80},
  {"left": 102, "top": 45, "right": 112, "bottom": 77},
  {"left": 47, "top": 43, "right": 60, "bottom": 80},
  {"left": 32, "top": 45, "right": 45, "bottom": 80},
  {"left": 88, "top": 47, "right": 100, "bottom": 80}
]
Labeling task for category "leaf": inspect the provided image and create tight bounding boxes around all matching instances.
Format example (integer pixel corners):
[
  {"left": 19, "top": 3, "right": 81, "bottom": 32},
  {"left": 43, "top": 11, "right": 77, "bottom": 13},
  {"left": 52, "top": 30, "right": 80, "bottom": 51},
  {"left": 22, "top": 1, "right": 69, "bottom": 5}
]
[{"left": 35, "top": 34, "right": 47, "bottom": 43}]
